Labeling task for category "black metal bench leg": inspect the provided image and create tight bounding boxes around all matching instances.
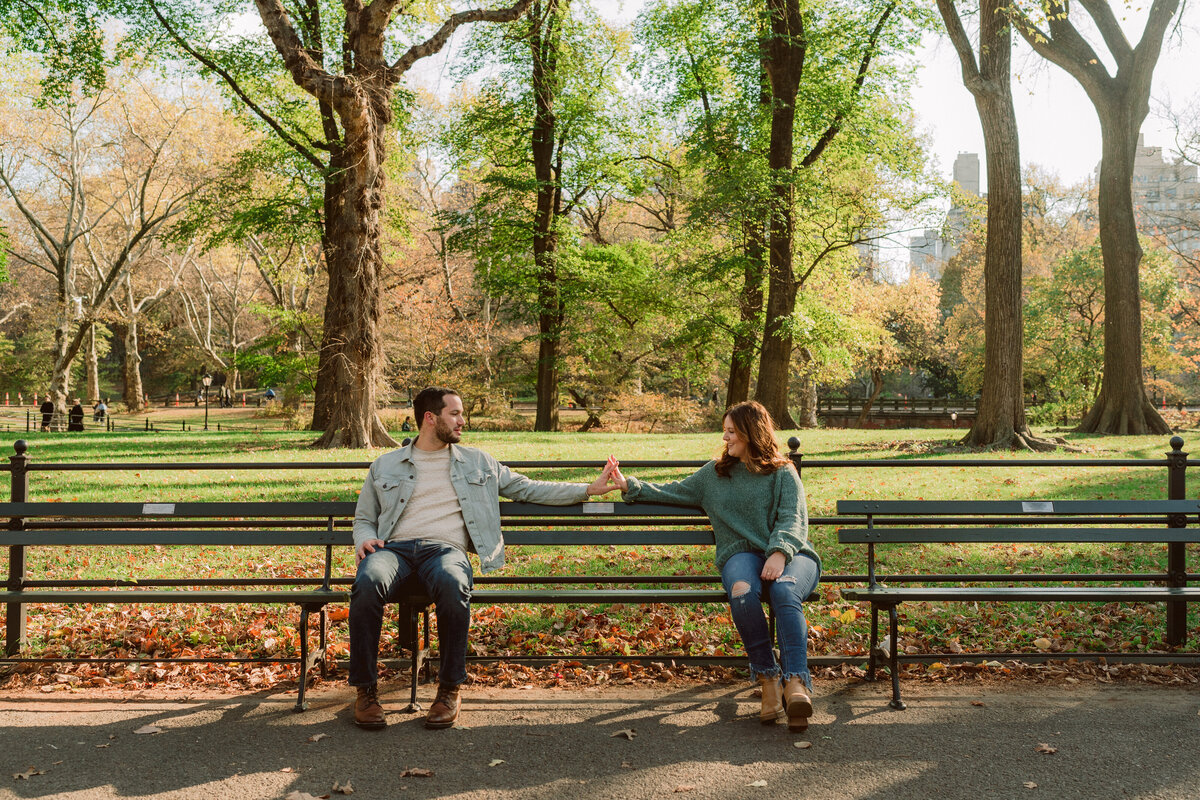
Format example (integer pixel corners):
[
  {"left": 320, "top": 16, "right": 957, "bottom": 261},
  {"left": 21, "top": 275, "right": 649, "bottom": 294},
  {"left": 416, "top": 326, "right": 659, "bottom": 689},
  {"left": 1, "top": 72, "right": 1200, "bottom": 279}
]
[
  {"left": 887, "top": 605, "right": 906, "bottom": 710},
  {"left": 421, "top": 608, "right": 432, "bottom": 684},
  {"left": 319, "top": 607, "right": 328, "bottom": 680},
  {"left": 867, "top": 605, "right": 880, "bottom": 681},
  {"left": 295, "top": 607, "right": 311, "bottom": 712},
  {"left": 403, "top": 606, "right": 423, "bottom": 713}
]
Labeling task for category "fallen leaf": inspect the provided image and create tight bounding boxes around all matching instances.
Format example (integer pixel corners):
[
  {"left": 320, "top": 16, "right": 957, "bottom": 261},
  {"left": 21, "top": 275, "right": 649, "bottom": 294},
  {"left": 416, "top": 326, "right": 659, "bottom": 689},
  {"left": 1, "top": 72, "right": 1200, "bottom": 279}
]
[
  {"left": 308, "top": 733, "right": 330, "bottom": 743},
  {"left": 793, "top": 741, "right": 813, "bottom": 749},
  {"left": 488, "top": 759, "right": 506, "bottom": 767},
  {"left": 1035, "top": 743, "right": 1057, "bottom": 754},
  {"left": 280, "top": 767, "right": 297, "bottom": 773},
  {"left": 133, "top": 725, "right": 162, "bottom": 735},
  {"left": 1024, "top": 781, "right": 1038, "bottom": 789},
  {"left": 400, "top": 768, "right": 434, "bottom": 778},
  {"left": 674, "top": 786, "right": 696, "bottom": 793},
  {"left": 620, "top": 761, "right": 635, "bottom": 769},
  {"left": 332, "top": 780, "right": 354, "bottom": 794},
  {"left": 748, "top": 779, "right": 768, "bottom": 787},
  {"left": 611, "top": 729, "right": 636, "bottom": 740},
  {"left": 284, "top": 793, "right": 323, "bottom": 800},
  {"left": 971, "top": 701, "right": 986, "bottom": 707},
  {"left": 1032, "top": 638, "right": 1052, "bottom": 651},
  {"left": 95, "top": 743, "right": 111, "bottom": 748},
  {"left": 13, "top": 767, "right": 46, "bottom": 780}
]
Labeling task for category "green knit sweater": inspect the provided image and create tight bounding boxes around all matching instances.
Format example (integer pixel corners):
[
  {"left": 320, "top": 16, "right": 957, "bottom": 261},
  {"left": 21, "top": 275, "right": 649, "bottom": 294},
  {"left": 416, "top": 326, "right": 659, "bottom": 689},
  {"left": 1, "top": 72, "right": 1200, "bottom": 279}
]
[{"left": 623, "top": 461, "right": 821, "bottom": 572}]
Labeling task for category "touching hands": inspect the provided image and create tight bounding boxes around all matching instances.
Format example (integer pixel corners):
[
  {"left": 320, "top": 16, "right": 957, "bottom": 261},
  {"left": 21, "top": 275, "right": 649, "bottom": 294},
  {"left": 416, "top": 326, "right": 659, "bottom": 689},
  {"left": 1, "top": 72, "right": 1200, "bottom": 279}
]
[{"left": 586, "top": 455, "right": 629, "bottom": 496}]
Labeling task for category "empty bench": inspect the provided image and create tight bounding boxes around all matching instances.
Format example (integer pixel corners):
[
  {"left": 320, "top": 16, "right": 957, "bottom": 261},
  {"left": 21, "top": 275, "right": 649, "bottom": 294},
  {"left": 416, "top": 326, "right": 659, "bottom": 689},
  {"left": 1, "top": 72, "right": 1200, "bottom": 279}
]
[{"left": 836, "top": 499, "right": 1200, "bottom": 708}]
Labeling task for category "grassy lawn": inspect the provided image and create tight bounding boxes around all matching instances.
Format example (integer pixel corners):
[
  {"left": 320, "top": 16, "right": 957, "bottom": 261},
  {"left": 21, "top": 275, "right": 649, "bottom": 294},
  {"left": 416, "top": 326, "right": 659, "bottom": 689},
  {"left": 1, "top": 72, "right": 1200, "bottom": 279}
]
[{"left": 2, "top": 424, "right": 1197, "bottom": 690}]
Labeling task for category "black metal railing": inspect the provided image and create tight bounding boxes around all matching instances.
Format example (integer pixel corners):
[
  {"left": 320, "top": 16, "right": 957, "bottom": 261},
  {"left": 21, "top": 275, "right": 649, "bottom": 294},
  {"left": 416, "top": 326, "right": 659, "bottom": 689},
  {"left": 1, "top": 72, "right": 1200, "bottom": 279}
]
[{"left": 2, "top": 436, "right": 1194, "bottom": 661}]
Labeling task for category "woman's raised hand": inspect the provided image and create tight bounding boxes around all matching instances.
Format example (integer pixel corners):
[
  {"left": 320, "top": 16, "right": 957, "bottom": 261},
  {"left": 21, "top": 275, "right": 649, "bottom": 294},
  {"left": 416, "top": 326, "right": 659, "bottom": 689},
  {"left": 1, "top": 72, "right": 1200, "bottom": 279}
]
[
  {"left": 587, "top": 455, "right": 625, "bottom": 496},
  {"left": 606, "top": 455, "right": 628, "bottom": 493}
]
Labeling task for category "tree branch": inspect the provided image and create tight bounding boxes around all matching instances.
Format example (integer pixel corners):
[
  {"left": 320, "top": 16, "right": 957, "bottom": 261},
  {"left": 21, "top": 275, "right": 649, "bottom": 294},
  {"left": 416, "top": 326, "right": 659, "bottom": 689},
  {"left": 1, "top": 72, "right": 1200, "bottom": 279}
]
[
  {"left": 253, "top": 0, "right": 347, "bottom": 105},
  {"left": 388, "top": 0, "right": 533, "bottom": 79},
  {"left": 148, "top": 0, "right": 327, "bottom": 170}
]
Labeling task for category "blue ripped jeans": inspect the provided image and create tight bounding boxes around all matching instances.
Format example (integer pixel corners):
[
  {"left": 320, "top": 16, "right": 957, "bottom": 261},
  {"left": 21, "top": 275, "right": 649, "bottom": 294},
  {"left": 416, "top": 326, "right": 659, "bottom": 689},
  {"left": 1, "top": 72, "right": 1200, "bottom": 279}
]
[
  {"left": 349, "top": 540, "right": 473, "bottom": 688},
  {"left": 720, "top": 550, "right": 821, "bottom": 689}
]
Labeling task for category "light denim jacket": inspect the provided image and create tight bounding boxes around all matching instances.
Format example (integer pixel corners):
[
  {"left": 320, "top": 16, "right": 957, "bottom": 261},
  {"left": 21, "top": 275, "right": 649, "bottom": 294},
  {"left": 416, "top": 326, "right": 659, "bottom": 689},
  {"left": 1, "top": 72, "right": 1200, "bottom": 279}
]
[{"left": 352, "top": 441, "right": 590, "bottom": 573}]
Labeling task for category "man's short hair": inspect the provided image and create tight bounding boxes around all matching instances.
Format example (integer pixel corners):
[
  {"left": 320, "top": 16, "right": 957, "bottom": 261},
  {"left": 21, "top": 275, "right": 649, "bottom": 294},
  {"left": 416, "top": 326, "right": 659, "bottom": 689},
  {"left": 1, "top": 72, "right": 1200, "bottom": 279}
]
[{"left": 413, "top": 387, "right": 460, "bottom": 429}]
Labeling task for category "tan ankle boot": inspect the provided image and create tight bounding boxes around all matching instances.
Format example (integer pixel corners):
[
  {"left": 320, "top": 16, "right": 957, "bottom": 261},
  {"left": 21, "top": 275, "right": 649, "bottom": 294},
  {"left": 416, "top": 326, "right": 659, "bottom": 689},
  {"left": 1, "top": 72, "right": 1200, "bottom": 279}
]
[
  {"left": 758, "top": 675, "right": 786, "bottom": 724},
  {"left": 783, "top": 676, "right": 813, "bottom": 732},
  {"left": 353, "top": 684, "right": 386, "bottom": 729}
]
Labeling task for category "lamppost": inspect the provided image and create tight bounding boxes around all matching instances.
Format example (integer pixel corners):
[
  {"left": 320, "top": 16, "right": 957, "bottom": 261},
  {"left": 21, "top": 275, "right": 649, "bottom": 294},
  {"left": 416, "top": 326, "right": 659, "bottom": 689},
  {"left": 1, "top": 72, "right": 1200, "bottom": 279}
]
[{"left": 202, "top": 374, "right": 212, "bottom": 431}]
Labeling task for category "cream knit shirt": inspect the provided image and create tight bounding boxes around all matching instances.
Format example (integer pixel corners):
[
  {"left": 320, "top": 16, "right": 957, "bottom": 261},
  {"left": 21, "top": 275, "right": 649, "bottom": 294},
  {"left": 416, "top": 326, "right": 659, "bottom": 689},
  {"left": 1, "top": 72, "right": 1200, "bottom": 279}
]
[{"left": 388, "top": 446, "right": 470, "bottom": 552}]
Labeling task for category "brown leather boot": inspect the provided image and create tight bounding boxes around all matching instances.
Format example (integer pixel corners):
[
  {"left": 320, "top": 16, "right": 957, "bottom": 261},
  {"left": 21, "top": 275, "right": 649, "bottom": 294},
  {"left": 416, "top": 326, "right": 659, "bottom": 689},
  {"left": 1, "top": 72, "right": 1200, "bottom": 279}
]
[
  {"left": 783, "top": 676, "right": 813, "bottom": 732},
  {"left": 425, "top": 683, "right": 461, "bottom": 729},
  {"left": 353, "top": 684, "right": 386, "bottom": 729},
  {"left": 758, "top": 675, "right": 786, "bottom": 724}
]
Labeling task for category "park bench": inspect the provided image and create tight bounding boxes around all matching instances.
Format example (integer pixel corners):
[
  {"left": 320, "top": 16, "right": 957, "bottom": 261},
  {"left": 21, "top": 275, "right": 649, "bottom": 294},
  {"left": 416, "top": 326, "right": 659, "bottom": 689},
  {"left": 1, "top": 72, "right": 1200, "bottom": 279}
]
[
  {"left": 2, "top": 497, "right": 791, "bottom": 711},
  {"left": 836, "top": 499, "right": 1200, "bottom": 709}
]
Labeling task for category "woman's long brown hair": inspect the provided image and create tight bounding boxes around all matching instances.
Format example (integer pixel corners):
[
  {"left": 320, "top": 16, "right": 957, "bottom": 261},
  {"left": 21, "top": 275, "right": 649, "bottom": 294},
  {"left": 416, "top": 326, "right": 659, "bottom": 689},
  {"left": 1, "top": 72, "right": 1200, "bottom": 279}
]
[{"left": 714, "top": 401, "right": 792, "bottom": 477}]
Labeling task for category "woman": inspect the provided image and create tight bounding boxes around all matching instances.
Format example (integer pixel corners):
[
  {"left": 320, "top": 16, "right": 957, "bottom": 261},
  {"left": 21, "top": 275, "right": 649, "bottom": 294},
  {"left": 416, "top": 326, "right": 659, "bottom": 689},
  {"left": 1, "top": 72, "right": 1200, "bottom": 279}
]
[{"left": 606, "top": 401, "right": 820, "bottom": 731}]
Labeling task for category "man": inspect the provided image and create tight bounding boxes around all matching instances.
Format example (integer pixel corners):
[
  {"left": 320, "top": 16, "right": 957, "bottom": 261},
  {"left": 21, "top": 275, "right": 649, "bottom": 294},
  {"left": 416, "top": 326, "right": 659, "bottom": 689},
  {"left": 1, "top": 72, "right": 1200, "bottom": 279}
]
[{"left": 349, "top": 386, "right": 617, "bottom": 730}]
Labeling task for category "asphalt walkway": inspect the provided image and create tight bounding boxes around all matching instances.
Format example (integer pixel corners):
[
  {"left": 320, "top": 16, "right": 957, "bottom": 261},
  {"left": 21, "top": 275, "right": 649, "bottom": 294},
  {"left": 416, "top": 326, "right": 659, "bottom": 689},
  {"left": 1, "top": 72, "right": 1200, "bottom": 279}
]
[{"left": 2, "top": 679, "right": 1198, "bottom": 800}]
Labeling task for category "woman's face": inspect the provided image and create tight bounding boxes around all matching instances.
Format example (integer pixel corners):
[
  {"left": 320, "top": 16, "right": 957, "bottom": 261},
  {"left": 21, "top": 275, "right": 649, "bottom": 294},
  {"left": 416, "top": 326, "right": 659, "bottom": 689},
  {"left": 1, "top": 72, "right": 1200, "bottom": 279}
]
[{"left": 722, "top": 417, "right": 747, "bottom": 460}]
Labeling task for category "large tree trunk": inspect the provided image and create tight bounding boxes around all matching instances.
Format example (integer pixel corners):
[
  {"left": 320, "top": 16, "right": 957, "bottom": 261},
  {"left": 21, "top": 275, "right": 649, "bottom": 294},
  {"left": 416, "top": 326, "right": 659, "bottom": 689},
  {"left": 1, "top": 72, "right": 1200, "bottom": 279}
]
[
  {"left": 310, "top": 97, "right": 397, "bottom": 449},
  {"left": 753, "top": 0, "right": 804, "bottom": 430},
  {"left": 1075, "top": 107, "right": 1171, "bottom": 434},
  {"left": 938, "top": 0, "right": 1050, "bottom": 450},
  {"left": 1009, "top": 0, "right": 1178, "bottom": 435},
  {"left": 309, "top": 188, "right": 342, "bottom": 433},
  {"left": 726, "top": 224, "right": 765, "bottom": 408},
  {"left": 531, "top": 0, "right": 565, "bottom": 432},
  {"left": 961, "top": 62, "right": 1028, "bottom": 445}
]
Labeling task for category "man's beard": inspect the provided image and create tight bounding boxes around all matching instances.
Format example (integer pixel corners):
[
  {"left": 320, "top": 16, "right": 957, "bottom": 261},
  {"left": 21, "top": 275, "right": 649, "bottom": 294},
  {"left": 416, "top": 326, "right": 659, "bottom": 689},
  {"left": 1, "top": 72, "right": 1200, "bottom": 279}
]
[{"left": 435, "top": 418, "right": 461, "bottom": 444}]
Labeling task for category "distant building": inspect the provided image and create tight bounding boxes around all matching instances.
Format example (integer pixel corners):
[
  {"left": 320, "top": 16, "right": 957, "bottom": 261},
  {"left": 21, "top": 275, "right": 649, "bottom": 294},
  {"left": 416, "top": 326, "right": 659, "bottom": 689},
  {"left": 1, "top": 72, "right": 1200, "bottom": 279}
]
[
  {"left": 1124, "top": 135, "right": 1200, "bottom": 254},
  {"left": 910, "top": 151, "right": 980, "bottom": 280}
]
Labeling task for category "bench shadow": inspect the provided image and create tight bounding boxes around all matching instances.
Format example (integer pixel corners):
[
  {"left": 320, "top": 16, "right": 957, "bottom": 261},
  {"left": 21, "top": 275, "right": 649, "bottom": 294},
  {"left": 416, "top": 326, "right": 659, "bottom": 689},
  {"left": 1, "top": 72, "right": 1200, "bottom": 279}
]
[{"left": 3, "top": 682, "right": 1199, "bottom": 800}]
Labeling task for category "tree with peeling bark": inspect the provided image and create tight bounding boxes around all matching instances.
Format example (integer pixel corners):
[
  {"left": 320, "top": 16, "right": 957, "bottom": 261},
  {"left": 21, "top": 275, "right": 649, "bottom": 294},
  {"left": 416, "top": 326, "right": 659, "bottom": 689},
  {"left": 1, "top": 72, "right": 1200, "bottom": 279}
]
[
  {"left": 934, "top": 0, "right": 1056, "bottom": 449},
  {"left": 120, "top": 0, "right": 531, "bottom": 447},
  {"left": 1009, "top": 0, "right": 1180, "bottom": 435}
]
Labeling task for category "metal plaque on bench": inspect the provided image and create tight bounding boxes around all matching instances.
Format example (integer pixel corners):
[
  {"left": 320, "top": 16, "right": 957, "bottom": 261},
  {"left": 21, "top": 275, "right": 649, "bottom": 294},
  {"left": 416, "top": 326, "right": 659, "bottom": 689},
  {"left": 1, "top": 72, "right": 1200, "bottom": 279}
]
[
  {"left": 142, "top": 503, "right": 176, "bottom": 515},
  {"left": 582, "top": 503, "right": 615, "bottom": 514},
  {"left": 1021, "top": 501, "right": 1053, "bottom": 513}
]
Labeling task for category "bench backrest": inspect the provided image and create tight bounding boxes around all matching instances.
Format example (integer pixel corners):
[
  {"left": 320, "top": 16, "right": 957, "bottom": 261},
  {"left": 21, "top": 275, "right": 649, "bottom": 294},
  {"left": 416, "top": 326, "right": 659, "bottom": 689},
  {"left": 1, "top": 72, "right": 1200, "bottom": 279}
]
[{"left": 1, "top": 500, "right": 714, "bottom": 547}]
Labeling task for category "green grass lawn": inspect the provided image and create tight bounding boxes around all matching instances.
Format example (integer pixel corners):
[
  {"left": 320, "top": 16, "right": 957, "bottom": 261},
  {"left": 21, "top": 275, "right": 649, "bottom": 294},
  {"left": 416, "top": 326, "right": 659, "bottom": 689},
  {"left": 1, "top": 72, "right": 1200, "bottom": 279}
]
[{"left": 2, "top": 425, "right": 1197, "bottom": 691}]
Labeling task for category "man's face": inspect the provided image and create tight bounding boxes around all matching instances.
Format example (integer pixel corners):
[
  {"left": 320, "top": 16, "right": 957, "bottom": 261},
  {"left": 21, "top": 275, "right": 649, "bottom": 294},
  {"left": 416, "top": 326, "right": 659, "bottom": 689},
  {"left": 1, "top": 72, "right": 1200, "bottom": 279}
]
[{"left": 430, "top": 394, "right": 465, "bottom": 444}]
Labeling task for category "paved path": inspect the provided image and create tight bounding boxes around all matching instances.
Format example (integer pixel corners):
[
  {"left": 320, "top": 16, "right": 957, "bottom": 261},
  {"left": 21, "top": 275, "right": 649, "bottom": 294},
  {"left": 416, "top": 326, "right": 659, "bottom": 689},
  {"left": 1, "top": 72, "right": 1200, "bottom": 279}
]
[{"left": 2, "top": 679, "right": 1198, "bottom": 799}]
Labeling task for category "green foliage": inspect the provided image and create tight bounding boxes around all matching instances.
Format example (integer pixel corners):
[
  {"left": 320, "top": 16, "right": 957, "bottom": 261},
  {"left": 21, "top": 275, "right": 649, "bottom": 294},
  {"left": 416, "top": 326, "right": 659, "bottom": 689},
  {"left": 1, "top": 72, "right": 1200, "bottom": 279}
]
[
  {"left": 0, "top": 0, "right": 114, "bottom": 102},
  {"left": 1024, "top": 240, "right": 1182, "bottom": 424}
]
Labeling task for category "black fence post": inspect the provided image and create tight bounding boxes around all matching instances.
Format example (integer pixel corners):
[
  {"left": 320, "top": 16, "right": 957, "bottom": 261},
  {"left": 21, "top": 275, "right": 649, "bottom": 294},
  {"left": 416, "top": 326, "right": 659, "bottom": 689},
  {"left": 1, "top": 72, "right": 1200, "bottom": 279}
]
[
  {"left": 787, "top": 437, "right": 802, "bottom": 479},
  {"left": 1165, "top": 435, "right": 1188, "bottom": 646},
  {"left": 7, "top": 439, "right": 29, "bottom": 656}
]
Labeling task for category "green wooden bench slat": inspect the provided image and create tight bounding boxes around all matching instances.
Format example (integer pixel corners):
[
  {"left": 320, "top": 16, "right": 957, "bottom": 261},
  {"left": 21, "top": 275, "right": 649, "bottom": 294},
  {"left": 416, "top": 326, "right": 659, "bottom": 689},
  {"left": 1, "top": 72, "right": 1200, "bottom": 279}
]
[
  {"left": 2, "top": 501, "right": 703, "bottom": 519},
  {"left": 504, "top": 530, "right": 714, "bottom": 545},
  {"left": 837, "top": 527, "right": 1200, "bottom": 544},
  {"left": 0, "top": 530, "right": 350, "bottom": 546},
  {"left": 840, "top": 586, "right": 1200, "bottom": 602},
  {"left": 1, "top": 502, "right": 354, "bottom": 518},
  {"left": 836, "top": 499, "right": 1200, "bottom": 515},
  {"left": 0, "top": 590, "right": 348, "bottom": 604}
]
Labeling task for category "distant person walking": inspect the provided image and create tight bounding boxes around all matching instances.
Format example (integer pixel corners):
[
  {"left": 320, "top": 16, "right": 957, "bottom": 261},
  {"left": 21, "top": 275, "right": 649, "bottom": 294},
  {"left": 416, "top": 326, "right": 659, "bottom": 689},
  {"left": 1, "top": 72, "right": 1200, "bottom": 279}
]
[
  {"left": 93, "top": 399, "right": 108, "bottom": 422},
  {"left": 67, "top": 399, "right": 85, "bottom": 431},
  {"left": 39, "top": 396, "right": 54, "bottom": 432}
]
